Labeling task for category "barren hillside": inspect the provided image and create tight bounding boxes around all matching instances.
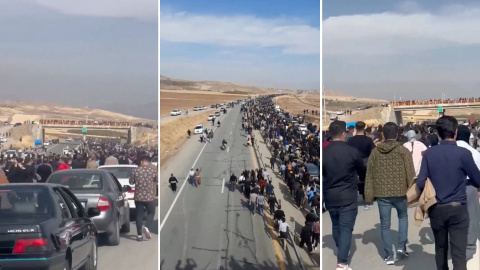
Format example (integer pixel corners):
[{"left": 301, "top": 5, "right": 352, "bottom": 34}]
[{"left": 161, "top": 75, "right": 276, "bottom": 94}]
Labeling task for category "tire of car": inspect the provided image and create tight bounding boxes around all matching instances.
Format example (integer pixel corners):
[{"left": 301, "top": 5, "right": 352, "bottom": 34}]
[
  {"left": 85, "top": 238, "right": 98, "bottom": 270},
  {"left": 120, "top": 218, "right": 130, "bottom": 233},
  {"left": 107, "top": 218, "right": 120, "bottom": 246},
  {"left": 64, "top": 259, "right": 71, "bottom": 270}
]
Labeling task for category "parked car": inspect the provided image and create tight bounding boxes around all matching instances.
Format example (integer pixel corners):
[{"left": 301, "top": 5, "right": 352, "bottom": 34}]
[
  {"left": 329, "top": 114, "right": 338, "bottom": 120},
  {"left": 13, "top": 123, "right": 22, "bottom": 127},
  {"left": 44, "top": 141, "right": 51, "bottom": 146},
  {"left": 3, "top": 150, "right": 16, "bottom": 159},
  {"left": 64, "top": 137, "right": 73, "bottom": 142},
  {"left": 208, "top": 115, "right": 215, "bottom": 121},
  {"left": 170, "top": 109, "right": 181, "bottom": 116},
  {"left": 151, "top": 156, "right": 158, "bottom": 167},
  {"left": 210, "top": 105, "right": 216, "bottom": 108},
  {"left": 298, "top": 124, "right": 308, "bottom": 131},
  {"left": 194, "top": 125, "right": 204, "bottom": 134},
  {"left": 201, "top": 106, "right": 207, "bottom": 110},
  {"left": 214, "top": 112, "right": 221, "bottom": 117},
  {"left": 193, "top": 107, "right": 201, "bottom": 111},
  {"left": 98, "top": 165, "right": 138, "bottom": 210},
  {"left": 0, "top": 183, "right": 100, "bottom": 270},
  {"left": 304, "top": 163, "right": 320, "bottom": 184},
  {"left": 0, "top": 137, "right": 7, "bottom": 143},
  {"left": 46, "top": 169, "right": 131, "bottom": 246}
]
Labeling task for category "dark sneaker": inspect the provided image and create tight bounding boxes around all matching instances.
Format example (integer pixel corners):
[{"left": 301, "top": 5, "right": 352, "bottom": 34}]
[
  {"left": 136, "top": 235, "right": 143, "bottom": 242},
  {"left": 384, "top": 255, "right": 394, "bottom": 265},
  {"left": 397, "top": 248, "right": 409, "bottom": 258}
]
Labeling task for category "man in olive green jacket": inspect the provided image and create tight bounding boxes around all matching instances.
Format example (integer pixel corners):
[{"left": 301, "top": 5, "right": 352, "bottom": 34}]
[{"left": 365, "top": 122, "right": 415, "bottom": 265}]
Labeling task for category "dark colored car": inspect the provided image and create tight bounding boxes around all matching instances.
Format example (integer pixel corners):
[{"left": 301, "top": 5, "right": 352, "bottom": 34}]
[
  {"left": 210, "top": 105, "right": 216, "bottom": 108},
  {"left": 13, "top": 123, "right": 22, "bottom": 127},
  {"left": 304, "top": 163, "right": 320, "bottom": 184},
  {"left": 47, "top": 169, "right": 130, "bottom": 246},
  {"left": 0, "top": 183, "right": 100, "bottom": 270}
]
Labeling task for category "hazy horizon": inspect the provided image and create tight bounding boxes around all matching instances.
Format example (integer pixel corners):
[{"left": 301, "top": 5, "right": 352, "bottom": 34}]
[
  {"left": 0, "top": 0, "right": 157, "bottom": 120},
  {"left": 323, "top": 0, "right": 480, "bottom": 101}
]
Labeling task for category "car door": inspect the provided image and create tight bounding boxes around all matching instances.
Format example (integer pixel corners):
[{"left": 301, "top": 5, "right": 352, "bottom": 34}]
[
  {"left": 108, "top": 172, "right": 127, "bottom": 226},
  {"left": 54, "top": 188, "right": 89, "bottom": 269}
]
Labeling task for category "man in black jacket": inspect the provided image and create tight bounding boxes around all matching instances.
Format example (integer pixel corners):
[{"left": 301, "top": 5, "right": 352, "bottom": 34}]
[
  {"left": 36, "top": 158, "right": 53, "bottom": 182},
  {"left": 323, "top": 120, "right": 366, "bottom": 270},
  {"left": 168, "top": 173, "right": 178, "bottom": 193}
]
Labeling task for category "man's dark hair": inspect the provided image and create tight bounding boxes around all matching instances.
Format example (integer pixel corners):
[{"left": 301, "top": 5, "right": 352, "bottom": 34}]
[
  {"left": 456, "top": 125, "right": 470, "bottom": 143},
  {"left": 355, "top": 121, "right": 366, "bottom": 132},
  {"left": 383, "top": 122, "right": 398, "bottom": 140},
  {"left": 436, "top": 116, "right": 458, "bottom": 140},
  {"left": 328, "top": 120, "right": 346, "bottom": 138},
  {"left": 140, "top": 156, "right": 151, "bottom": 163}
]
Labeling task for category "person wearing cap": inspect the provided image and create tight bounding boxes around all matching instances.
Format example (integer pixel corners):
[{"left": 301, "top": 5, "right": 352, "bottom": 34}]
[
  {"left": 403, "top": 129, "right": 427, "bottom": 177},
  {"left": 456, "top": 125, "right": 480, "bottom": 260}
]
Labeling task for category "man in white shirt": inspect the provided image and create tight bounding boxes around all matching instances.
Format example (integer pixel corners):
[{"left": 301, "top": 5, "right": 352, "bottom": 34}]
[{"left": 456, "top": 125, "right": 480, "bottom": 260}]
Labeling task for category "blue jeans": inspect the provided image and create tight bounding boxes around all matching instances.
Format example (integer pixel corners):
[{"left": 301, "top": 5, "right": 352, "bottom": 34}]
[
  {"left": 328, "top": 205, "right": 358, "bottom": 264},
  {"left": 377, "top": 196, "right": 408, "bottom": 257}
]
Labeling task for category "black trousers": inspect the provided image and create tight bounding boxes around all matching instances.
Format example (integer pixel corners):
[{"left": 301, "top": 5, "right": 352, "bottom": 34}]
[
  {"left": 135, "top": 200, "right": 156, "bottom": 236},
  {"left": 299, "top": 237, "right": 312, "bottom": 253},
  {"left": 429, "top": 204, "right": 469, "bottom": 270},
  {"left": 170, "top": 183, "right": 177, "bottom": 192}
]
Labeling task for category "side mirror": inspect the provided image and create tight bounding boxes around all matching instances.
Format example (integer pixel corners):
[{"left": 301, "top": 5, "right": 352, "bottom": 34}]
[
  {"left": 122, "top": 185, "right": 132, "bottom": 192},
  {"left": 87, "top": 208, "right": 101, "bottom": 218}
]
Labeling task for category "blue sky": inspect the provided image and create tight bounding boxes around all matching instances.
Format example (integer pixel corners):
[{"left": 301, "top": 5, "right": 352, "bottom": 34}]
[
  {"left": 323, "top": 0, "right": 480, "bottom": 100},
  {"left": 160, "top": 0, "right": 320, "bottom": 90},
  {"left": 0, "top": 0, "right": 157, "bottom": 119}
]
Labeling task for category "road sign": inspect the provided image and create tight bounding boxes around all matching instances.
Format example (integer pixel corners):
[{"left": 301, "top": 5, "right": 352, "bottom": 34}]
[
  {"left": 437, "top": 106, "right": 443, "bottom": 113},
  {"left": 82, "top": 126, "right": 87, "bottom": 134}
]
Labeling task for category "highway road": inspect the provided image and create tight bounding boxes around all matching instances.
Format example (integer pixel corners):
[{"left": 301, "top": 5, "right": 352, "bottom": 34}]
[
  {"left": 160, "top": 107, "right": 224, "bottom": 121},
  {"left": 97, "top": 204, "right": 159, "bottom": 270},
  {"left": 45, "top": 142, "right": 82, "bottom": 155},
  {"left": 160, "top": 106, "right": 287, "bottom": 270}
]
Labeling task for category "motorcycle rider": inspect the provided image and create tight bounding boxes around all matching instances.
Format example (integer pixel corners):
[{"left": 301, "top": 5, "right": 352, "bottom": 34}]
[
  {"left": 218, "top": 121, "right": 221, "bottom": 127},
  {"left": 222, "top": 139, "right": 227, "bottom": 149}
]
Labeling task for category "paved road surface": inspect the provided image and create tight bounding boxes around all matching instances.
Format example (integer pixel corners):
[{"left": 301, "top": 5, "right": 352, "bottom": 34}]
[
  {"left": 322, "top": 197, "right": 480, "bottom": 269},
  {"left": 161, "top": 107, "right": 224, "bottom": 121},
  {"left": 97, "top": 204, "right": 159, "bottom": 270},
  {"left": 160, "top": 106, "right": 287, "bottom": 270},
  {"left": 46, "top": 142, "right": 82, "bottom": 155}
]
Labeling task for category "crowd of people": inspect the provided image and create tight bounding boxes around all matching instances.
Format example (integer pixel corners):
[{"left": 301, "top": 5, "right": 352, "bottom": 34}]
[
  {"left": 323, "top": 117, "right": 480, "bottom": 270},
  {"left": 391, "top": 97, "right": 480, "bottom": 107},
  {"left": 242, "top": 96, "right": 321, "bottom": 254},
  {"left": 0, "top": 137, "right": 157, "bottom": 184}
]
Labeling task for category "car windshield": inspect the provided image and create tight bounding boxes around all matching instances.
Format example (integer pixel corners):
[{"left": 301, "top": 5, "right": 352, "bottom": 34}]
[
  {"left": 48, "top": 172, "right": 103, "bottom": 191},
  {"left": 100, "top": 167, "right": 135, "bottom": 179},
  {"left": 195, "top": 125, "right": 202, "bottom": 129},
  {"left": 0, "top": 186, "right": 53, "bottom": 222}
]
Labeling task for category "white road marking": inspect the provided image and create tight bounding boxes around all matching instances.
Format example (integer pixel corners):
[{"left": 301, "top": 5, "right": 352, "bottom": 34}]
[
  {"left": 221, "top": 178, "right": 225, "bottom": 193},
  {"left": 160, "top": 112, "right": 230, "bottom": 232},
  {"left": 227, "top": 147, "right": 229, "bottom": 153},
  {"left": 230, "top": 131, "right": 232, "bottom": 135}
]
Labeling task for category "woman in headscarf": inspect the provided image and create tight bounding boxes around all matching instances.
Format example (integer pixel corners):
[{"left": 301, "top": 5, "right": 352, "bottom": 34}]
[{"left": 403, "top": 130, "right": 427, "bottom": 177}]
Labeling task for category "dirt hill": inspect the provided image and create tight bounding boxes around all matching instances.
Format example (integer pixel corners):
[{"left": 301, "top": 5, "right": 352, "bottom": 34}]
[{"left": 160, "top": 75, "right": 276, "bottom": 94}]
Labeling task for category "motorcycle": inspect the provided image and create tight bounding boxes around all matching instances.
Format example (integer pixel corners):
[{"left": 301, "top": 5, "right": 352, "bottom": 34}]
[{"left": 217, "top": 121, "right": 221, "bottom": 127}]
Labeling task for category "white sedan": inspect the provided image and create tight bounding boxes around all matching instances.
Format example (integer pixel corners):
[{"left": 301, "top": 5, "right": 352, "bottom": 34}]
[
  {"left": 299, "top": 124, "right": 308, "bottom": 131},
  {"left": 170, "top": 109, "right": 181, "bottom": 116},
  {"left": 194, "top": 125, "right": 204, "bottom": 134},
  {"left": 208, "top": 115, "right": 215, "bottom": 121}
]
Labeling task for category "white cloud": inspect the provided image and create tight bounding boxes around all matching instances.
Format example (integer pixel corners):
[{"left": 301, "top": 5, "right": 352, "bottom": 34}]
[
  {"left": 32, "top": 0, "right": 157, "bottom": 21},
  {"left": 160, "top": 11, "right": 319, "bottom": 55},
  {"left": 323, "top": 5, "right": 480, "bottom": 56}
]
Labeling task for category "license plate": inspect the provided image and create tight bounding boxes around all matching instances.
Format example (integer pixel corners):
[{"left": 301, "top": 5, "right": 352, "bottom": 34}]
[{"left": 81, "top": 202, "right": 86, "bottom": 208}]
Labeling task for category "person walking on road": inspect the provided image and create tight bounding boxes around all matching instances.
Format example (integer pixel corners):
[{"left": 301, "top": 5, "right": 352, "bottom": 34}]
[
  {"left": 187, "top": 129, "right": 191, "bottom": 138},
  {"left": 265, "top": 180, "right": 274, "bottom": 197},
  {"left": 417, "top": 116, "right": 480, "bottom": 270},
  {"left": 323, "top": 120, "right": 366, "bottom": 270},
  {"left": 36, "top": 158, "right": 53, "bottom": 183},
  {"left": 194, "top": 167, "right": 202, "bottom": 187},
  {"left": 257, "top": 192, "right": 266, "bottom": 216},
  {"left": 456, "top": 125, "right": 480, "bottom": 260},
  {"left": 188, "top": 168, "right": 195, "bottom": 186},
  {"left": 347, "top": 121, "right": 375, "bottom": 209},
  {"left": 250, "top": 191, "right": 258, "bottom": 216},
  {"left": 312, "top": 218, "right": 320, "bottom": 250},
  {"left": 299, "top": 220, "right": 313, "bottom": 254},
  {"left": 129, "top": 156, "right": 157, "bottom": 242},
  {"left": 268, "top": 194, "right": 276, "bottom": 215},
  {"left": 364, "top": 122, "right": 415, "bottom": 265},
  {"left": 230, "top": 173, "right": 237, "bottom": 192},
  {"left": 169, "top": 173, "right": 178, "bottom": 193},
  {"left": 105, "top": 151, "right": 119, "bottom": 165},
  {"left": 270, "top": 156, "right": 276, "bottom": 171}
]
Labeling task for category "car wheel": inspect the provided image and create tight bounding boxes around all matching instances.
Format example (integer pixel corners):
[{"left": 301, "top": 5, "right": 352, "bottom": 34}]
[
  {"left": 107, "top": 218, "right": 120, "bottom": 246},
  {"left": 64, "top": 259, "right": 71, "bottom": 270},
  {"left": 85, "top": 239, "right": 98, "bottom": 270},
  {"left": 120, "top": 218, "right": 130, "bottom": 233}
]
